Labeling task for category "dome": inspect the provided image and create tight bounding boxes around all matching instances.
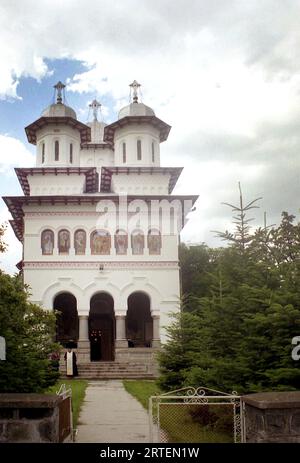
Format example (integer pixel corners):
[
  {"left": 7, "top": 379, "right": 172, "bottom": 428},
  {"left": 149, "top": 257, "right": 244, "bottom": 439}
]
[
  {"left": 118, "top": 102, "right": 155, "bottom": 120},
  {"left": 86, "top": 119, "right": 107, "bottom": 144},
  {"left": 41, "top": 103, "right": 77, "bottom": 119}
]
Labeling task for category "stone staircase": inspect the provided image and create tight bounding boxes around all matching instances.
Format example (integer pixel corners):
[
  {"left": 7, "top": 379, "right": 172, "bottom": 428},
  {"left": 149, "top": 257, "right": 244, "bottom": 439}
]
[{"left": 60, "top": 361, "right": 157, "bottom": 379}]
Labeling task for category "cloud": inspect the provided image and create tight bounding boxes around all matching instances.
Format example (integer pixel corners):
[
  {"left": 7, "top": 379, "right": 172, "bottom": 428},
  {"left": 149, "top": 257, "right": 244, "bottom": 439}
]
[
  {"left": 0, "top": 134, "right": 35, "bottom": 174},
  {"left": 1, "top": 1, "right": 300, "bottom": 270}
]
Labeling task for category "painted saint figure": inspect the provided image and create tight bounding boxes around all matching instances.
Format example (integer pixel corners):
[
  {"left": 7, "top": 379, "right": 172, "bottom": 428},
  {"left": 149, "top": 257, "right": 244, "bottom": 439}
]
[
  {"left": 64, "top": 348, "right": 78, "bottom": 377},
  {"left": 148, "top": 230, "right": 161, "bottom": 255},
  {"left": 115, "top": 230, "right": 128, "bottom": 255},
  {"left": 132, "top": 231, "right": 144, "bottom": 255},
  {"left": 74, "top": 230, "right": 86, "bottom": 255},
  {"left": 58, "top": 230, "right": 70, "bottom": 254},
  {"left": 41, "top": 230, "right": 54, "bottom": 255}
]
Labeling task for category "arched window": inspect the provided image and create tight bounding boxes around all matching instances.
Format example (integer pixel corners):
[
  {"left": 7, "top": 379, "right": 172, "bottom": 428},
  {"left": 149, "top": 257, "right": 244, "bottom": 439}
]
[
  {"left": 131, "top": 230, "right": 144, "bottom": 255},
  {"left": 42, "top": 143, "right": 45, "bottom": 164},
  {"left": 41, "top": 229, "right": 54, "bottom": 255},
  {"left": 147, "top": 229, "right": 161, "bottom": 255},
  {"left": 90, "top": 230, "right": 111, "bottom": 255},
  {"left": 114, "top": 229, "right": 128, "bottom": 255},
  {"left": 69, "top": 143, "right": 73, "bottom": 164},
  {"left": 151, "top": 141, "right": 155, "bottom": 163},
  {"left": 74, "top": 229, "right": 86, "bottom": 255},
  {"left": 58, "top": 229, "right": 70, "bottom": 254},
  {"left": 122, "top": 142, "right": 126, "bottom": 163},
  {"left": 54, "top": 140, "right": 59, "bottom": 161},
  {"left": 137, "top": 139, "right": 142, "bottom": 160}
]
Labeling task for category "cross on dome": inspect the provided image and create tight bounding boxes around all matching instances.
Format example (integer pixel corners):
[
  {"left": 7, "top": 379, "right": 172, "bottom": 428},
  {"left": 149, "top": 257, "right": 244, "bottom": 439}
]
[
  {"left": 53, "top": 81, "right": 66, "bottom": 104},
  {"left": 89, "top": 99, "right": 102, "bottom": 121},
  {"left": 129, "top": 80, "right": 141, "bottom": 103}
]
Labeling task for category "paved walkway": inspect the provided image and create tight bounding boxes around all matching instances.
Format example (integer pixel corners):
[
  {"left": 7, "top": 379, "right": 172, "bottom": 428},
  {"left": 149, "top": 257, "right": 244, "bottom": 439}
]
[{"left": 76, "top": 380, "right": 150, "bottom": 443}]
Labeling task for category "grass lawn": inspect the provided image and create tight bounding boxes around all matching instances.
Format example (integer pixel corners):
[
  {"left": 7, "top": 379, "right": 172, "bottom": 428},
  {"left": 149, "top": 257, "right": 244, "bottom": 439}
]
[
  {"left": 47, "top": 379, "right": 88, "bottom": 428},
  {"left": 123, "top": 380, "right": 161, "bottom": 410},
  {"left": 123, "top": 380, "right": 234, "bottom": 443}
]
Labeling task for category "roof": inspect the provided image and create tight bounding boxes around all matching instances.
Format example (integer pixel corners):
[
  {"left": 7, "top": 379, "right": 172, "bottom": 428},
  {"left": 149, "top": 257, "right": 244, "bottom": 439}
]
[
  {"left": 118, "top": 102, "right": 155, "bottom": 119},
  {"left": 15, "top": 167, "right": 99, "bottom": 196},
  {"left": 103, "top": 115, "right": 171, "bottom": 145},
  {"left": 100, "top": 166, "right": 183, "bottom": 194},
  {"left": 25, "top": 117, "right": 91, "bottom": 145},
  {"left": 3, "top": 193, "right": 198, "bottom": 226},
  {"left": 41, "top": 103, "right": 77, "bottom": 119}
]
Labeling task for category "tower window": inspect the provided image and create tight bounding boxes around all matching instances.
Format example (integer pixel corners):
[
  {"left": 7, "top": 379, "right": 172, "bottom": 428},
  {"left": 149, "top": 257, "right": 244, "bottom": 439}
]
[
  {"left": 70, "top": 143, "right": 73, "bottom": 163},
  {"left": 151, "top": 141, "right": 155, "bottom": 163},
  {"left": 42, "top": 143, "right": 45, "bottom": 164},
  {"left": 122, "top": 142, "right": 126, "bottom": 163},
  {"left": 54, "top": 140, "right": 59, "bottom": 161},
  {"left": 137, "top": 140, "right": 142, "bottom": 160}
]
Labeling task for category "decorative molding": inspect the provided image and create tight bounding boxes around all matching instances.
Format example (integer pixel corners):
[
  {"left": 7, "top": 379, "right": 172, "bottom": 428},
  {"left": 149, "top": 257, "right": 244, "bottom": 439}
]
[
  {"left": 23, "top": 260, "right": 179, "bottom": 269},
  {"left": 26, "top": 211, "right": 103, "bottom": 217}
]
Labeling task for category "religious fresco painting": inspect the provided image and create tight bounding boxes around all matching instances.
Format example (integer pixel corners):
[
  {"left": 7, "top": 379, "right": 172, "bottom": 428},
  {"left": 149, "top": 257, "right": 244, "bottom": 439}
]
[
  {"left": 41, "top": 229, "right": 54, "bottom": 255},
  {"left": 74, "top": 229, "right": 86, "bottom": 255},
  {"left": 91, "top": 230, "right": 111, "bottom": 255},
  {"left": 58, "top": 229, "right": 70, "bottom": 254},
  {"left": 115, "top": 229, "right": 128, "bottom": 255},
  {"left": 131, "top": 230, "right": 144, "bottom": 255},
  {"left": 147, "top": 229, "right": 161, "bottom": 255}
]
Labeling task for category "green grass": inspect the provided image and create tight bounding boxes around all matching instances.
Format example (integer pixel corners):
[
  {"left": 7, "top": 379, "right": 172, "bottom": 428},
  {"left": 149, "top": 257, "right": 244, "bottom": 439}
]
[
  {"left": 123, "top": 380, "right": 161, "bottom": 409},
  {"left": 123, "top": 380, "right": 234, "bottom": 443},
  {"left": 46, "top": 379, "right": 88, "bottom": 428}
]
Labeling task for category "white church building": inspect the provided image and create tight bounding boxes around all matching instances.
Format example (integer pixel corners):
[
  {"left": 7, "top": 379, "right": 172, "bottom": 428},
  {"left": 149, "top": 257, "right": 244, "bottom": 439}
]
[{"left": 3, "top": 81, "right": 197, "bottom": 377}]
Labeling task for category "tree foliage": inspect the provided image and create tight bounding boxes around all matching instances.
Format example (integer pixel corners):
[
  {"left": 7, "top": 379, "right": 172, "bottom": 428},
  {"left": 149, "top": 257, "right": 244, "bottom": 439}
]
[
  {"left": 0, "top": 272, "right": 60, "bottom": 392},
  {"left": 159, "top": 196, "right": 300, "bottom": 393}
]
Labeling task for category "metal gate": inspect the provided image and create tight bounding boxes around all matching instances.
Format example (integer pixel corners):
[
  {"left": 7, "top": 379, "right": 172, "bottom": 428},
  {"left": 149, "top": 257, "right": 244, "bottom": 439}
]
[
  {"left": 56, "top": 383, "right": 74, "bottom": 442},
  {"left": 149, "top": 386, "right": 245, "bottom": 443}
]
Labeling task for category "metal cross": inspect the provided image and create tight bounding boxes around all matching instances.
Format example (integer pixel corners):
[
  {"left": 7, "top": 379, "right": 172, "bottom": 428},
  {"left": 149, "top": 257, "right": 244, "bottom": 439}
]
[
  {"left": 129, "top": 80, "right": 141, "bottom": 103},
  {"left": 54, "top": 81, "right": 66, "bottom": 104},
  {"left": 89, "top": 99, "right": 101, "bottom": 121}
]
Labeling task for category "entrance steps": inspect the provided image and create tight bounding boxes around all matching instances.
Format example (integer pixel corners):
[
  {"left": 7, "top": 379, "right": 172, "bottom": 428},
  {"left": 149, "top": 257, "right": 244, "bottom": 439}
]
[{"left": 60, "top": 361, "right": 158, "bottom": 379}]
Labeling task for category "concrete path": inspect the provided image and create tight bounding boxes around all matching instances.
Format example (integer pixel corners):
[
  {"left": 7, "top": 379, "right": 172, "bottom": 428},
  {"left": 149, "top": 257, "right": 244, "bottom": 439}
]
[{"left": 76, "top": 380, "right": 150, "bottom": 443}]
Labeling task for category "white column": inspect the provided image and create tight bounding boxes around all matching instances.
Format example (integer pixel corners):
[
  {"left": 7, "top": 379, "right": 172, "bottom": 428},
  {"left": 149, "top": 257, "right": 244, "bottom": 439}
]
[
  {"left": 115, "top": 315, "right": 127, "bottom": 348},
  {"left": 152, "top": 314, "right": 160, "bottom": 348},
  {"left": 79, "top": 315, "right": 89, "bottom": 340},
  {"left": 77, "top": 315, "right": 90, "bottom": 363}
]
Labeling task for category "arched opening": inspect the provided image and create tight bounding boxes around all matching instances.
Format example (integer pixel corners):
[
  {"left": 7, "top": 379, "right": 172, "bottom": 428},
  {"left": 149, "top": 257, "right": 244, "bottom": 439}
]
[
  {"left": 122, "top": 142, "right": 126, "bottom": 163},
  {"left": 137, "top": 139, "right": 142, "bottom": 160},
  {"left": 54, "top": 140, "right": 59, "bottom": 161},
  {"left": 89, "top": 293, "right": 115, "bottom": 361},
  {"left": 53, "top": 292, "right": 79, "bottom": 347},
  {"left": 126, "top": 292, "right": 153, "bottom": 347}
]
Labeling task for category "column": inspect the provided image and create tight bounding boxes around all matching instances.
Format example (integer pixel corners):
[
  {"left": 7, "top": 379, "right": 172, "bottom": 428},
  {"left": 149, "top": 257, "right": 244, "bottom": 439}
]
[
  {"left": 77, "top": 315, "right": 90, "bottom": 363},
  {"left": 79, "top": 315, "right": 89, "bottom": 341},
  {"left": 152, "top": 314, "right": 161, "bottom": 348},
  {"left": 115, "top": 315, "right": 127, "bottom": 348}
]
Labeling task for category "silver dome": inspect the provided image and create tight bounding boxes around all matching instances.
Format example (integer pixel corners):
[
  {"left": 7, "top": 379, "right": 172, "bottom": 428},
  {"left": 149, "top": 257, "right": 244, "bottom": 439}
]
[
  {"left": 41, "top": 103, "right": 77, "bottom": 119},
  {"left": 118, "top": 102, "right": 155, "bottom": 120}
]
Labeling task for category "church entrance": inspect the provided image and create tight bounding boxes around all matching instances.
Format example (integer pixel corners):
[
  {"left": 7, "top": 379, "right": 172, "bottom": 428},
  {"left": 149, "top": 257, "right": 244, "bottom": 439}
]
[
  {"left": 126, "top": 292, "right": 153, "bottom": 347},
  {"left": 89, "top": 293, "right": 115, "bottom": 361},
  {"left": 53, "top": 292, "right": 79, "bottom": 347}
]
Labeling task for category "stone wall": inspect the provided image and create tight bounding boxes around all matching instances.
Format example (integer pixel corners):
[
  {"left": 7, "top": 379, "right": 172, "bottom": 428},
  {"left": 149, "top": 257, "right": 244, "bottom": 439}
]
[
  {"left": 0, "top": 394, "right": 69, "bottom": 443},
  {"left": 242, "top": 392, "right": 300, "bottom": 443}
]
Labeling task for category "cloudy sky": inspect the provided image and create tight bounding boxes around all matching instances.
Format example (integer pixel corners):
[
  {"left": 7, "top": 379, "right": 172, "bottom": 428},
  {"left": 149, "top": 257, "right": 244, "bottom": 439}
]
[{"left": 1, "top": 0, "right": 300, "bottom": 273}]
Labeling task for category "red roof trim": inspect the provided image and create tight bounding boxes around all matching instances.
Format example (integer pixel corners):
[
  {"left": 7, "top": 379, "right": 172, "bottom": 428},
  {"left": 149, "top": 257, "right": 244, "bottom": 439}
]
[
  {"left": 25, "top": 117, "right": 91, "bottom": 145},
  {"left": 15, "top": 167, "right": 99, "bottom": 196},
  {"left": 103, "top": 116, "right": 171, "bottom": 145},
  {"left": 100, "top": 166, "right": 183, "bottom": 194}
]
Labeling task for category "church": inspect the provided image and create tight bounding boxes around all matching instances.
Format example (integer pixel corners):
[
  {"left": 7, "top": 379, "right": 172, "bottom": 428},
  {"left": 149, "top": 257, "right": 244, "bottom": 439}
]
[{"left": 3, "top": 80, "right": 197, "bottom": 377}]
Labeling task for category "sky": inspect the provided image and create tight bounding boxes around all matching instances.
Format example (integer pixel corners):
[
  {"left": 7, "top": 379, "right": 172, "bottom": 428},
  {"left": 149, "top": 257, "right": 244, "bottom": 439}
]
[{"left": 1, "top": 0, "right": 300, "bottom": 273}]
